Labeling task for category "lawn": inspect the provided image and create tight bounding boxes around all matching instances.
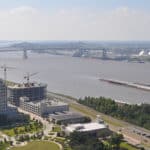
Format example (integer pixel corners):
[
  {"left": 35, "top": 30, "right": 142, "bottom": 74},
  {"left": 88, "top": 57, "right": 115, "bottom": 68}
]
[
  {"left": 11, "top": 141, "right": 60, "bottom": 150},
  {"left": 3, "top": 128, "right": 15, "bottom": 136},
  {"left": 120, "top": 142, "right": 139, "bottom": 150},
  {"left": 2, "top": 121, "right": 43, "bottom": 136},
  {"left": 52, "top": 125, "right": 61, "bottom": 132},
  {"left": 102, "top": 141, "right": 139, "bottom": 150},
  {"left": 0, "top": 143, "right": 10, "bottom": 150}
]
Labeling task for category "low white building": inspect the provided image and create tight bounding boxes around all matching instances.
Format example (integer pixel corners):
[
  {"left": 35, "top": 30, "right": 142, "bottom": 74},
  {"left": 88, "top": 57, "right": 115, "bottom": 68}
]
[
  {"left": 64, "top": 122, "right": 111, "bottom": 137},
  {"left": 20, "top": 97, "right": 69, "bottom": 116}
]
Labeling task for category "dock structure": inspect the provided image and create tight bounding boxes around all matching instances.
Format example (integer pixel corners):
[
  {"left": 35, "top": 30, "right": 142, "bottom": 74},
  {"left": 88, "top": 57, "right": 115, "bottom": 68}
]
[{"left": 100, "top": 78, "right": 150, "bottom": 91}]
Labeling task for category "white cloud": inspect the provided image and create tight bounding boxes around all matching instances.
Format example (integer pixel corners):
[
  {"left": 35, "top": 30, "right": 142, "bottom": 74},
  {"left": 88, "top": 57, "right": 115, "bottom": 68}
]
[
  {"left": 0, "top": 6, "right": 150, "bottom": 40},
  {"left": 10, "top": 6, "right": 37, "bottom": 15}
]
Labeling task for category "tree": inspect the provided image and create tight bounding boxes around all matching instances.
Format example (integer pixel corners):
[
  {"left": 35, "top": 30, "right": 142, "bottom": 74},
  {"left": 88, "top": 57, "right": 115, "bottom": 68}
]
[
  {"left": 69, "top": 132, "right": 106, "bottom": 150},
  {"left": 14, "top": 128, "right": 19, "bottom": 135},
  {"left": 109, "top": 133, "right": 123, "bottom": 150},
  {"left": 78, "top": 97, "right": 150, "bottom": 130}
]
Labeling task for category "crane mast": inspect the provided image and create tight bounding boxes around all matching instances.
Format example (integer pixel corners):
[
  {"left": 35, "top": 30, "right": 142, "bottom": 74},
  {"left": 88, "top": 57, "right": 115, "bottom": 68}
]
[
  {"left": 24, "top": 72, "right": 38, "bottom": 85},
  {"left": 1, "top": 64, "right": 15, "bottom": 82}
]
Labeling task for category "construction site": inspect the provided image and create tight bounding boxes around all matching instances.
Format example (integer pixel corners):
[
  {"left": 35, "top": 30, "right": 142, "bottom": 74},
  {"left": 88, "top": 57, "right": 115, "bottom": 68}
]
[{"left": 0, "top": 65, "right": 86, "bottom": 125}]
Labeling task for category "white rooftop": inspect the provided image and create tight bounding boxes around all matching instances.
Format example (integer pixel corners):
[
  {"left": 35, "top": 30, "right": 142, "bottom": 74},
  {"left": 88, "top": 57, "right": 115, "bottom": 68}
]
[{"left": 66, "top": 122, "right": 107, "bottom": 132}]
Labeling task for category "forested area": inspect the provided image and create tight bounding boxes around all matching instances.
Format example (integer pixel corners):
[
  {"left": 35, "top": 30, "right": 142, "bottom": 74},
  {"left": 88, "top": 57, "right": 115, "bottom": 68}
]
[
  {"left": 68, "top": 131, "right": 136, "bottom": 150},
  {"left": 78, "top": 97, "right": 150, "bottom": 130}
]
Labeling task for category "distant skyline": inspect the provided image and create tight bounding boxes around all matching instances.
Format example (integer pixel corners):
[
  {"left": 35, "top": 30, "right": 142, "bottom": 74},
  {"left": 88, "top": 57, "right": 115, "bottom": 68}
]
[{"left": 0, "top": 0, "right": 150, "bottom": 41}]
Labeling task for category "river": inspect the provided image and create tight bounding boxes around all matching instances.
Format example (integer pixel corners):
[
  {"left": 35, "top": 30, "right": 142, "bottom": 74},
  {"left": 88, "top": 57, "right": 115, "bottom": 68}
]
[{"left": 0, "top": 51, "right": 150, "bottom": 104}]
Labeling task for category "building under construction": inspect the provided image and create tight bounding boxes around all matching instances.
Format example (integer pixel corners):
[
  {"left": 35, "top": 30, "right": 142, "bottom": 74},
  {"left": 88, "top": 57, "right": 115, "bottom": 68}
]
[
  {"left": 0, "top": 79, "right": 7, "bottom": 113},
  {"left": 7, "top": 82, "right": 47, "bottom": 106}
]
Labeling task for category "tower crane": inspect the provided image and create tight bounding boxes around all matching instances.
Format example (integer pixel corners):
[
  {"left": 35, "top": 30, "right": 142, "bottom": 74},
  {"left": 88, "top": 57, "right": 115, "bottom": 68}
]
[
  {"left": 0, "top": 64, "right": 15, "bottom": 82},
  {"left": 24, "top": 72, "right": 38, "bottom": 85}
]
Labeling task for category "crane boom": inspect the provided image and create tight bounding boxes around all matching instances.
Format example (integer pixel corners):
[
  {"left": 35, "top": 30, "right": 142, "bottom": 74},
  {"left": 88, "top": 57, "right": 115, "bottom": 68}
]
[{"left": 24, "top": 72, "right": 38, "bottom": 84}]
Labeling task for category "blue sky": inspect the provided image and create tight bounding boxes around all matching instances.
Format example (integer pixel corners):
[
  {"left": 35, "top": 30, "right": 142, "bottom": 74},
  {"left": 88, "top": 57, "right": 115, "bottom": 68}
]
[
  {"left": 0, "top": 0, "right": 150, "bottom": 40},
  {"left": 0, "top": 0, "right": 150, "bottom": 11}
]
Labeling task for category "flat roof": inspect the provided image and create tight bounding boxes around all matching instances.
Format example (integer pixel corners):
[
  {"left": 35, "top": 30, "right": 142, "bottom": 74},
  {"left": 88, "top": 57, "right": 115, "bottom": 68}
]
[
  {"left": 21, "top": 98, "right": 68, "bottom": 107},
  {"left": 49, "top": 111, "right": 84, "bottom": 121},
  {"left": 66, "top": 122, "right": 107, "bottom": 132},
  {"left": 8, "top": 82, "right": 47, "bottom": 89}
]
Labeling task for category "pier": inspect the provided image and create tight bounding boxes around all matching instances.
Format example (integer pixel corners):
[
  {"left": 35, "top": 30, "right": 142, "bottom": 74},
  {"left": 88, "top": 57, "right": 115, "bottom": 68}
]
[{"left": 100, "top": 78, "right": 150, "bottom": 91}]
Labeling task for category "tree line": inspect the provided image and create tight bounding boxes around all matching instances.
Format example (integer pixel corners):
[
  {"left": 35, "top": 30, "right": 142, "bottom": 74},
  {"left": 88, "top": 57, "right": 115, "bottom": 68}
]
[
  {"left": 69, "top": 131, "right": 134, "bottom": 150},
  {"left": 78, "top": 96, "right": 150, "bottom": 130}
]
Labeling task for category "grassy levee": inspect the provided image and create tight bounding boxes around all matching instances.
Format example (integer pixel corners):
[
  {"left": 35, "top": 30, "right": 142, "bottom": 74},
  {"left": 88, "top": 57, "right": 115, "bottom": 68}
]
[
  {"left": 48, "top": 92, "right": 77, "bottom": 101},
  {"left": 48, "top": 92, "right": 124, "bottom": 127},
  {"left": 70, "top": 103, "right": 123, "bottom": 127}
]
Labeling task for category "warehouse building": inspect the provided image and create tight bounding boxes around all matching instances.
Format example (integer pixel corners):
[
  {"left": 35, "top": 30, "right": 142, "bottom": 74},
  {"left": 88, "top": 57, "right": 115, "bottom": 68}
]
[
  {"left": 20, "top": 97, "right": 69, "bottom": 116},
  {"left": 7, "top": 82, "right": 47, "bottom": 106}
]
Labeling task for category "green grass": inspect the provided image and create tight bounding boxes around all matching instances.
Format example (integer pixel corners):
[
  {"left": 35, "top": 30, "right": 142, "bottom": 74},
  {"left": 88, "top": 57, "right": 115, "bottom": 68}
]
[
  {"left": 102, "top": 117, "right": 123, "bottom": 127},
  {"left": 48, "top": 92, "right": 123, "bottom": 127},
  {"left": 2, "top": 121, "right": 43, "bottom": 136},
  {"left": 11, "top": 141, "right": 60, "bottom": 150},
  {"left": 55, "top": 137, "right": 66, "bottom": 142},
  {"left": 3, "top": 126, "right": 30, "bottom": 136},
  {"left": 49, "top": 132, "right": 55, "bottom": 135},
  {"left": 70, "top": 103, "right": 96, "bottom": 119},
  {"left": 102, "top": 141, "right": 139, "bottom": 150},
  {"left": 48, "top": 92, "right": 77, "bottom": 101},
  {"left": 70, "top": 103, "right": 123, "bottom": 127},
  {"left": 120, "top": 142, "right": 139, "bottom": 150},
  {"left": 52, "top": 125, "right": 61, "bottom": 132},
  {"left": 0, "top": 143, "right": 10, "bottom": 150},
  {"left": 3, "top": 128, "right": 15, "bottom": 136}
]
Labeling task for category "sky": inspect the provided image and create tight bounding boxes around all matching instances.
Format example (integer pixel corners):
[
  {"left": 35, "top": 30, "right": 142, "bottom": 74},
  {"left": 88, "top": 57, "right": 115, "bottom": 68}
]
[{"left": 0, "top": 0, "right": 150, "bottom": 41}]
